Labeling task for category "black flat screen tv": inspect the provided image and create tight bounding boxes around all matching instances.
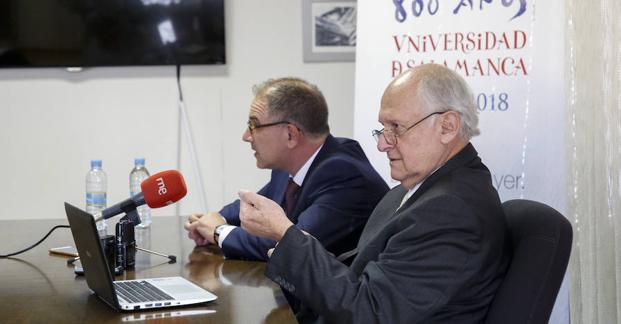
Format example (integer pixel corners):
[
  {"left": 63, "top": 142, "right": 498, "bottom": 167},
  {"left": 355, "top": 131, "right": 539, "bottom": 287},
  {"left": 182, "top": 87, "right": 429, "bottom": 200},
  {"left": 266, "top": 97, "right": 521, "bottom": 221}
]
[{"left": 0, "top": 0, "right": 225, "bottom": 68}]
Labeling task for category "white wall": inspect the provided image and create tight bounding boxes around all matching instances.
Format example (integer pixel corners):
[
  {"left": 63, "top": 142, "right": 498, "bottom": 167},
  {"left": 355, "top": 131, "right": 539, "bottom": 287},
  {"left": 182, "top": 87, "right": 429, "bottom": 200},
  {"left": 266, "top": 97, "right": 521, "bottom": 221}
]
[{"left": 0, "top": 0, "right": 355, "bottom": 221}]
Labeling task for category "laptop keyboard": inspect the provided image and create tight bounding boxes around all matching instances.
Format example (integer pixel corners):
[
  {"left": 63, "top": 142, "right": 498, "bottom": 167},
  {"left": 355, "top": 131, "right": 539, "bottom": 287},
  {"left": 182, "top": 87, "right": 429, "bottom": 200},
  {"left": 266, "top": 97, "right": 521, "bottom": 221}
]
[{"left": 114, "top": 281, "right": 174, "bottom": 304}]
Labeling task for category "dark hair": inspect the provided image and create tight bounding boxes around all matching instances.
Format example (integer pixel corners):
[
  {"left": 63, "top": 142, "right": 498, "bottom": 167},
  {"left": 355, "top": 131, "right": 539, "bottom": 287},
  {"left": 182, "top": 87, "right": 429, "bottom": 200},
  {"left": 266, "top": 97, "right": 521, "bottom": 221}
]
[{"left": 253, "top": 77, "right": 330, "bottom": 137}]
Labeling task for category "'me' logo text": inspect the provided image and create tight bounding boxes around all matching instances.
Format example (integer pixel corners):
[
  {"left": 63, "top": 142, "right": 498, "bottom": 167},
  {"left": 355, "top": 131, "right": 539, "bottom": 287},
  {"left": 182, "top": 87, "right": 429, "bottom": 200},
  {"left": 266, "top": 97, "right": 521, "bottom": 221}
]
[{"left": 156, "top": 177, "right": 167, "bottom": 195}]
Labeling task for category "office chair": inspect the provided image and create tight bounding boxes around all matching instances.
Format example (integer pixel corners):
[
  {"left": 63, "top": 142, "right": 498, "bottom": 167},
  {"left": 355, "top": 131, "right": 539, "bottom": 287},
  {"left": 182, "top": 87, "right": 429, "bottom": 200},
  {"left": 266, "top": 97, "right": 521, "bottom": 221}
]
[{"left": 485, "top": 199, "right": 573, "bottom": 324}]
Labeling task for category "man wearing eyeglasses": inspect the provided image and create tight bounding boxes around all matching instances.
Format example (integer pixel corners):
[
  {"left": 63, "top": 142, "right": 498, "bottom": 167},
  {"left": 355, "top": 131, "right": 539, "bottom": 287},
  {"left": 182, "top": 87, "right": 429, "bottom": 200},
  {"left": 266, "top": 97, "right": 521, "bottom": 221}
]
[
  {"left": 184, "top": 77, "right": 388, "bottom": 262},
  {"left": 238, "top": 64, "right": 510, "bottom": 323}
]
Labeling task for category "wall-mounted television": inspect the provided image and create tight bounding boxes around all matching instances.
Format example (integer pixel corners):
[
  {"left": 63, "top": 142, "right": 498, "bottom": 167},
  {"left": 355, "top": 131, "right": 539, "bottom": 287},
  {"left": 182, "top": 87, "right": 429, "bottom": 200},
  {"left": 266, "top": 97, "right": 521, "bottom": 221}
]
[{"left": 0, "top": 0, "right": 225, "bottom": 68}]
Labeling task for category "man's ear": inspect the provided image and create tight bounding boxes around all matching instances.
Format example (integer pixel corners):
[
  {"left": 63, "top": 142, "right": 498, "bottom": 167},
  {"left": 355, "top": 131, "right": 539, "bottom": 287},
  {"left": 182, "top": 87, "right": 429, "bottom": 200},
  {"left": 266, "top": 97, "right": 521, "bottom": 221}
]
[
  {"left": 286, "top": 124, "right": 301, "bottom": 148},
  {"left": 439, "top": 111, "right": 460, "bottom": 144}
]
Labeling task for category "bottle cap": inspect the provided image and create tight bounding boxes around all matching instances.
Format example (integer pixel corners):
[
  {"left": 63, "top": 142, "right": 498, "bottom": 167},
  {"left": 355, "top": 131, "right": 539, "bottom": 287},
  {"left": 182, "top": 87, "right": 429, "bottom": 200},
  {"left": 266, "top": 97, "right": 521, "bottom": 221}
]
[
  {"left": 91, "top": 160, "right": 102, "bottom": 168},
  {"left": 134, "top": 158, "right": 145, "bottom": 166}
]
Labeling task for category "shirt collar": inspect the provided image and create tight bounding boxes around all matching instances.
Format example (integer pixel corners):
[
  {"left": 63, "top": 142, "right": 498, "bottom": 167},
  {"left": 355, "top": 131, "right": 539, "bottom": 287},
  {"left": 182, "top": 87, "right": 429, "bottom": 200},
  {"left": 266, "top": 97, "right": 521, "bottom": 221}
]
[
  {"left": 291, "top": 144, "right": 323, "bottom": 186},
  {"left": 399, "top": 166, "right": 440, "bottom": 208},
  {"left": 399, "top": 182, "right": 421, "bottom": 208}
]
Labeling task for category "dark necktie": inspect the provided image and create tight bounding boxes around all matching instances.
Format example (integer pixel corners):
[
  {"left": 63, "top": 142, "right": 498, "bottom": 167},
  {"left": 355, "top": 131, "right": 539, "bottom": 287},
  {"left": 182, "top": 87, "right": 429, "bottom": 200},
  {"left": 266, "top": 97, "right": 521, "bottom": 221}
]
[{"left": 284, "top": 178, "right": 300, "bottom": 216}]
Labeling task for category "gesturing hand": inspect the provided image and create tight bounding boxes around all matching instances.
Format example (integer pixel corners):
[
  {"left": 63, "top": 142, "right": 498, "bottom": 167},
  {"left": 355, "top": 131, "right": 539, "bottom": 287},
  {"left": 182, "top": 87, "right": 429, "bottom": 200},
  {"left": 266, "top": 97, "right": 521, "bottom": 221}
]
[{"left": 238, "top": 190, "right": 294, "bottom": 242}]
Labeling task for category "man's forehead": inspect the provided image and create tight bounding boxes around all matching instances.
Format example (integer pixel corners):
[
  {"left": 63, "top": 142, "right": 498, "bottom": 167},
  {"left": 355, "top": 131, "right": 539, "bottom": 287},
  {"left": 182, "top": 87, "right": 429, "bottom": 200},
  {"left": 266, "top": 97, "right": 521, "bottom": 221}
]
[
  {"left": 378, "top": 111, "right": 405, "bottom": 127},
  {"left": 249, "top": 98, "right": 269, "bottom": 119},
  {"left": 379, "top": 96, "right": 420, "bottom": 124}
]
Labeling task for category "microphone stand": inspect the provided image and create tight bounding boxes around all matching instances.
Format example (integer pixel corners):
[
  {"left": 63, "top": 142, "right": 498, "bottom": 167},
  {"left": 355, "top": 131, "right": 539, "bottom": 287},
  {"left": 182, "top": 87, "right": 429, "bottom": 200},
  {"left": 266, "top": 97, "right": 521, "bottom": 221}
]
[
  {"left": 114, "top": 208, "right": 139, "bottom": 272},
  {"left": 136, "top": 246, "right": 176, "bottom": 263},
  {"left": 84, "top": 196, "right": 179, "bottom": 276},
  {"left": 118, "top": 204, "right": 142, "bottom": 226},
  {"left": 114, "top": 208, "right": 177, "bottom": 273}
]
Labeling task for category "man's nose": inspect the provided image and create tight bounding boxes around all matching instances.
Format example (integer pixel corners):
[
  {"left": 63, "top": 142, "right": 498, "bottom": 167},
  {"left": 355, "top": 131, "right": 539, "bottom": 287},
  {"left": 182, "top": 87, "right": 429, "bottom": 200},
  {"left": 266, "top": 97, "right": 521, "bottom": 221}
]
[
  {"left": 242, "top": 127, "right": 253, "bottom": 142},
  {"left": 376, "top": 134, "right": 393, "bottom": 152}
]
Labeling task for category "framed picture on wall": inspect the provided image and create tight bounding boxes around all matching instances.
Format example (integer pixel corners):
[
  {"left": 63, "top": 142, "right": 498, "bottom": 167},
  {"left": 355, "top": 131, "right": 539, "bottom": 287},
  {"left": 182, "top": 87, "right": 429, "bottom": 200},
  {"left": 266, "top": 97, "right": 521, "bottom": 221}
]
[{"left": 302, "top": 0, "right": 357, "bottom": 62}]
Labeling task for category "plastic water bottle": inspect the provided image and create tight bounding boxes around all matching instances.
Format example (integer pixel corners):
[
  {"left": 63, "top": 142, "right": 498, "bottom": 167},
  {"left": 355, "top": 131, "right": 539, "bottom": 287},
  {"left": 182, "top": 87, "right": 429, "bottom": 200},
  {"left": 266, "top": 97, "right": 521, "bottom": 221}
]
[
  {"left": 130, "top": 158, "right": 152, "bottom": 228},
  {"left": 86, "top": 160, "right": 107, "bottom": 235}
]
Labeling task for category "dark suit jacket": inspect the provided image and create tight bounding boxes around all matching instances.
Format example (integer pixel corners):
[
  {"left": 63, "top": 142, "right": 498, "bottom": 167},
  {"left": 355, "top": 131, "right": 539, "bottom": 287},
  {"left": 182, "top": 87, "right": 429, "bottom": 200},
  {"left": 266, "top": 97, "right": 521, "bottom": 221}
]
[
  {"left": 218, "top": 135, "right": 389, "bottom": 261},
  {"left": 265, "top": 143, "right": 511, "bottom": 323}
]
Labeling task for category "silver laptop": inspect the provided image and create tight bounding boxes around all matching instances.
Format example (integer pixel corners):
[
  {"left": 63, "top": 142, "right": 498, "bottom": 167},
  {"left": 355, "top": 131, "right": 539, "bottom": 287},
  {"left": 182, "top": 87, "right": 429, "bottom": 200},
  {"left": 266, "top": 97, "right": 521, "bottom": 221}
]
[{"left": 64, "top": 202, "right": 217, "bottom": 311}]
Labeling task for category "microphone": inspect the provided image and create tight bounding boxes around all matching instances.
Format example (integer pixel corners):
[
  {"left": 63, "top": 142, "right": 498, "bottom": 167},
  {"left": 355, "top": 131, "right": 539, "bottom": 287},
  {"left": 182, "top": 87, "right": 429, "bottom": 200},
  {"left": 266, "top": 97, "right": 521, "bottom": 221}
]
[{"left": 94, "top": 170, "right": 187, "bottom": 223}]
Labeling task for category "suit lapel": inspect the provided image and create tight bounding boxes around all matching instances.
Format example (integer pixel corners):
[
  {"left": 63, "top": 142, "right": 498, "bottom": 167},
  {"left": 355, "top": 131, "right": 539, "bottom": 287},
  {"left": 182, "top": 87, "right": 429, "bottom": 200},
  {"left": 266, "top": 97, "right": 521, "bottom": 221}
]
[
  {"left": 337, "top": 187, "right": 406, "bottom": 264},
  {"left": 355, "top": 186, "right": 407, "bottom": 248},
  {"left": 285, "top": 135, "right": 338, "bottom": 218},
  {"left": 271, "top": 171, "right": 290, "bottom": 207}
]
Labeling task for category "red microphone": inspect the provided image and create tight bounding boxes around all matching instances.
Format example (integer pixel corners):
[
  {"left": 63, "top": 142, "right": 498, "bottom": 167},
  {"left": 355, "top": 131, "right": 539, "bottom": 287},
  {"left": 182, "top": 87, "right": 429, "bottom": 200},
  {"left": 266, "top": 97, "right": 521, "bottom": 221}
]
[
  {"left": 141, "top": 170, "right": 188, "bottom": 208},
  {"left": 95, "top": 170, "right": 187, "bottom": 222}
]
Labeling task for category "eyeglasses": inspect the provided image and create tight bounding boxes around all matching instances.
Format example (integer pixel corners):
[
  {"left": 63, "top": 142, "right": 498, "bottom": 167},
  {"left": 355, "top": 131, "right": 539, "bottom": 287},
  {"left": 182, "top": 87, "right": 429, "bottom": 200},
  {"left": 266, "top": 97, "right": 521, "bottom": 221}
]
[
  {"left": 247, "top": 120, "right": 290, "bottom": 135},
  {"left": 372, "top": 111, "right": 447, "bottom": 145}
]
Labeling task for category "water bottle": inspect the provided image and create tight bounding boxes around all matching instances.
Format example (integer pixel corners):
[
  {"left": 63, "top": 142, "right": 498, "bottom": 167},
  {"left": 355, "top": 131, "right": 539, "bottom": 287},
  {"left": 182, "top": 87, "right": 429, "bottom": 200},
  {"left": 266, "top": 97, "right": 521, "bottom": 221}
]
[
  {"left": 86, "top": 159, "right": 107, "bottom": 235},
  {"left": 130, "top": 158, "right": 152, "bottom": 228}
]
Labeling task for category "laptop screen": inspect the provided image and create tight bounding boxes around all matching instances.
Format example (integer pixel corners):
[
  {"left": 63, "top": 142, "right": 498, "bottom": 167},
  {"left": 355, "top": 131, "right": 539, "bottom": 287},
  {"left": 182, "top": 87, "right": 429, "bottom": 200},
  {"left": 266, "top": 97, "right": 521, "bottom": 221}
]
[{"left": 65, "top": 202, "right": 120, "bottom": 309}]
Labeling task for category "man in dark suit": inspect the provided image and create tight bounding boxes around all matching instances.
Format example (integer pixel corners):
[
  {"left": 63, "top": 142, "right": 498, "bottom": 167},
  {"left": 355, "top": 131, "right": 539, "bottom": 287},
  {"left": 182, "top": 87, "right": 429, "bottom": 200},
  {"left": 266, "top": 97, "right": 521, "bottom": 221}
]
[
  {"left": 238, "top": 64, "right": 511, "bottom": 323},
  {"left": 184, "top": 77, "right": 388, "bottom": 261}
]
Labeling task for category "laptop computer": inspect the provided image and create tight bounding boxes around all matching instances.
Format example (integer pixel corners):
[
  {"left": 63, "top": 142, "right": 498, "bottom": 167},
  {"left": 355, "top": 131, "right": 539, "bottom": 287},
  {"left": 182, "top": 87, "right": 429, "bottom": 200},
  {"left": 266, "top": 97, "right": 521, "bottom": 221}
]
[{"left": 64, "top": 202, "right": 217, "bottom": 311}]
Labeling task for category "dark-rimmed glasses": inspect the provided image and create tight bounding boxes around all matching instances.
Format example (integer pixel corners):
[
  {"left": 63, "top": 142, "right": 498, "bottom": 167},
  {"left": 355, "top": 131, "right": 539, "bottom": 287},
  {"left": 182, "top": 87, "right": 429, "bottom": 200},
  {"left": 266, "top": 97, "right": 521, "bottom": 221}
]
[
  {"left": 247, "top": 120, "right": 290, "bottom": 135},
  {"left": 372, "top": 111, "right": 448, "bottom": 145}
]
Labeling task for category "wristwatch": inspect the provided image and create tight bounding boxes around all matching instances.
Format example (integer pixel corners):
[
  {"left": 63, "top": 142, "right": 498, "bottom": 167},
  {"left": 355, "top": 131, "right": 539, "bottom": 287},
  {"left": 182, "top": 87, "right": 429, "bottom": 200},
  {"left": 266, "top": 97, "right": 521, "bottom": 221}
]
[{"left": 213, "top": 224, "right": 227, "bottom": 245}]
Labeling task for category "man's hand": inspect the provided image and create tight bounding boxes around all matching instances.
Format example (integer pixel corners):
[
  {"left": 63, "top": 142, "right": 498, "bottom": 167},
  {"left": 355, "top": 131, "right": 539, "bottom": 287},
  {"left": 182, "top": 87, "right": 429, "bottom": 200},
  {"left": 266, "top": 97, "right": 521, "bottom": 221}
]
[
  {"left": 184, "top": 214, "right": 207, "bottom": 245},
  {"left": 239, "top": 190, "right": 294, "bottom": 242},
  {"left": 184, "top": 212, "right": 227, "bottom": 245}
]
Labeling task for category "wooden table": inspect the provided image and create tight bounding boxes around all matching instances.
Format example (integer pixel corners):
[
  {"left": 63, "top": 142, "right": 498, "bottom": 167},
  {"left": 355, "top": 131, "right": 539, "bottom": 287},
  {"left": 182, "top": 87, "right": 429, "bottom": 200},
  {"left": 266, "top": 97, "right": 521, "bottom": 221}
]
[{"left": 0, "top": 217, "right": 296, "bottom": 323}]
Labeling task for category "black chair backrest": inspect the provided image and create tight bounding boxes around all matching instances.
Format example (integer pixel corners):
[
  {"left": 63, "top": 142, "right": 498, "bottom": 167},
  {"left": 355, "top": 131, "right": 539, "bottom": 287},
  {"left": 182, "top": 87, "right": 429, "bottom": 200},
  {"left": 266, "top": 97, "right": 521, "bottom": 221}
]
[{"left": 485, "top": 199, "right": 573, "bottom": 324}]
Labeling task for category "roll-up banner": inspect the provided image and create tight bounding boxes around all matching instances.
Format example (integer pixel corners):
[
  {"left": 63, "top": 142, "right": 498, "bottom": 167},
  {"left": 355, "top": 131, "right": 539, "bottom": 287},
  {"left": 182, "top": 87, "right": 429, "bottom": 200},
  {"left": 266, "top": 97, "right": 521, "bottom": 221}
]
[{"left": 354, "top": 1, "right": 566, "bottom": 322}]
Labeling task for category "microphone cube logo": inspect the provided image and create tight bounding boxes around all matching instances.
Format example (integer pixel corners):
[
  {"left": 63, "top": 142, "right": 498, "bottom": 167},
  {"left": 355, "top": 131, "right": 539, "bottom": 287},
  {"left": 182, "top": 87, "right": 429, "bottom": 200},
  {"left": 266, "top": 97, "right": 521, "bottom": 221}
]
[{"left": 156, "top": 177, "right": 167, "bottom": 195}]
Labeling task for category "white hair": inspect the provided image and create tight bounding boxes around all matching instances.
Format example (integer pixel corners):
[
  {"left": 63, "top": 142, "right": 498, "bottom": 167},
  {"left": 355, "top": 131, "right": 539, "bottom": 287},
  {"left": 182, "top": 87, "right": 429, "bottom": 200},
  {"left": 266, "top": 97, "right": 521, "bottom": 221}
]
[{"left": 414, "top": 64, "right": 480, "bottom": 139}]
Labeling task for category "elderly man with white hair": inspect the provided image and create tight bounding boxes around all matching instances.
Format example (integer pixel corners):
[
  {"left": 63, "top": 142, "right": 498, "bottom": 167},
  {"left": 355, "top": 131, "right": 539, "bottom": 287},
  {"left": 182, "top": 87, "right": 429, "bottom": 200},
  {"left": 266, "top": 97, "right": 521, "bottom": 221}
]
[{"left": 238, "top": 63, "right": 511, "bottom": 324}]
